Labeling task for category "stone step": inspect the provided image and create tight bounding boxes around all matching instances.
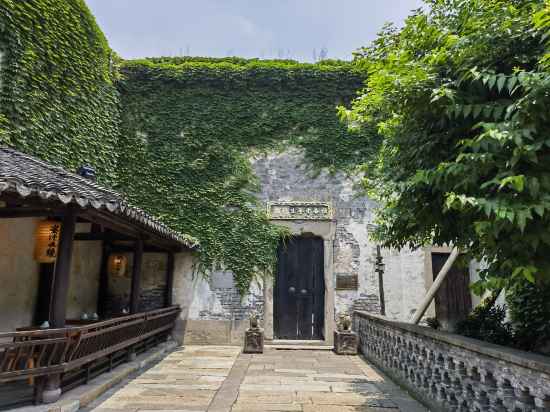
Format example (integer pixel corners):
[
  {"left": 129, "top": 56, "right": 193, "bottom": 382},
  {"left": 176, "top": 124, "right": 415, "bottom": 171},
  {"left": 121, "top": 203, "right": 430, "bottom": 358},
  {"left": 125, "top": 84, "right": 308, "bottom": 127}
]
[{"left": 265, "top": 340, "right": 333, "bottom": 351}]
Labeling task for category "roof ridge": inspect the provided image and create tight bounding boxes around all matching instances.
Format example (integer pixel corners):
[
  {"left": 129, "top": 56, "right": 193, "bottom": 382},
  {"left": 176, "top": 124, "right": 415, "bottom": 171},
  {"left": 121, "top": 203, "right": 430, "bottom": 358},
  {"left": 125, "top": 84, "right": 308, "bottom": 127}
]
[{"left": 1, "top": 146, "right": 124, "bottom": 199}]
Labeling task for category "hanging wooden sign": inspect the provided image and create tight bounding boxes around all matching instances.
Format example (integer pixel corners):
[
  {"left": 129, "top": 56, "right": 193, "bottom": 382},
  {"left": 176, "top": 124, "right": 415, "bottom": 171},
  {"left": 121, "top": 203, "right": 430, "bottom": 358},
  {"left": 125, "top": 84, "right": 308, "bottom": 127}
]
[{"left": 34, "top": 220, "right": 62, "bottom": 263}]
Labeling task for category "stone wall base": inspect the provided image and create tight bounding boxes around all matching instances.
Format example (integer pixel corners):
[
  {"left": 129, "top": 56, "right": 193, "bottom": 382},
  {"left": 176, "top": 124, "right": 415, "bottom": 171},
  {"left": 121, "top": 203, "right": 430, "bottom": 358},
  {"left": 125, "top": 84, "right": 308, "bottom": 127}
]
[{"left": 183, "top": 319, "right": 249, "bottom": 345}]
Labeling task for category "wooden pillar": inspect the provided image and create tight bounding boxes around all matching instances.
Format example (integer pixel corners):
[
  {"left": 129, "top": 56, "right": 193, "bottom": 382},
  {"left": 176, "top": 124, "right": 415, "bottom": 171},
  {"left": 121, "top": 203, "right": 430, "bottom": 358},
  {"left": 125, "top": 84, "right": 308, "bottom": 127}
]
[
  {"left": 165, "top": 252, "right": 175, "bottom": 307},
  {"left": 34, "top": 263, "right": 55, "bottom": 325},
  {"left": 49, "top": 207, "right": 77, "bottom": 329},
  {"left": 96, "top": 242, "right": 111, "bottom": 319},
  {"left": 129, "top": 239, "right": 143, "bottom": 314}
]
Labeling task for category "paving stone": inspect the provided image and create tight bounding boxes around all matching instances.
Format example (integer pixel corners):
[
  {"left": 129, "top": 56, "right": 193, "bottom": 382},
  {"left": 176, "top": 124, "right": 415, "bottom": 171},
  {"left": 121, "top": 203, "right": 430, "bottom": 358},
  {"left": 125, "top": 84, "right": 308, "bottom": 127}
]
[
  {"left": 235, "top": 391, "right": 295, "bottom": 404},
  {"left": 231, "top": 403, "right": 302, "bottom": 411},
  {"left": 240, "top": 383, "right": 332, "bottom": 392},
  {"left": 298, "top": 392, "right": 393, "bottom": 406},
  {"left": 81, "top": 346, "right": 423, "bottom": 412},
  {"left": 330, "top": 382, "right": 380, "bottom": 393}
]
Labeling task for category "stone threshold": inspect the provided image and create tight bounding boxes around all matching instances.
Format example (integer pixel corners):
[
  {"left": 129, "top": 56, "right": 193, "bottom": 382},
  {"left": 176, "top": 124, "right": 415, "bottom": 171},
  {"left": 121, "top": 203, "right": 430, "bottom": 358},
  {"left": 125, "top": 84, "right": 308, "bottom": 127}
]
[
  {"left": 266, "top": 339, "right": 333, "bottom": 350},
  {"left": 11, "top": 340, "right": 178, "bottom": 412}
]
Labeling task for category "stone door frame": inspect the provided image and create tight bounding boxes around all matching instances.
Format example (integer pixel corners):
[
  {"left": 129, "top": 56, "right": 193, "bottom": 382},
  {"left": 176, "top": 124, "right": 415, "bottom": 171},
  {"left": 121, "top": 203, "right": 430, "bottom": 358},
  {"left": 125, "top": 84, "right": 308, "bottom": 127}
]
[{"left": 264, "top": 219, "right": 336, "bottom": 345}]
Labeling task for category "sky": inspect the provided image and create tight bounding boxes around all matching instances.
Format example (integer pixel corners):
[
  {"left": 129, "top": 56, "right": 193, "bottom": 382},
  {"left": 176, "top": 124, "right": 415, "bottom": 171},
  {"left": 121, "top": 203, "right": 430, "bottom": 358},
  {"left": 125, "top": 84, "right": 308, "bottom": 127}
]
[{"left": 85, "top": 0, "right": 424, "bottom": 62}]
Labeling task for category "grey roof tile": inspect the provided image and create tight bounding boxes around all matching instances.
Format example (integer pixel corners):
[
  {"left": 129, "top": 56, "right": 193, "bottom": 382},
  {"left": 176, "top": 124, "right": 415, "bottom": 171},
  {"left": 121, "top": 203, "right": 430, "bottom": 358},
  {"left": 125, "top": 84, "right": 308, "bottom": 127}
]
[{"left": 0, "top": 146, "right": 198, "bottom": 249}]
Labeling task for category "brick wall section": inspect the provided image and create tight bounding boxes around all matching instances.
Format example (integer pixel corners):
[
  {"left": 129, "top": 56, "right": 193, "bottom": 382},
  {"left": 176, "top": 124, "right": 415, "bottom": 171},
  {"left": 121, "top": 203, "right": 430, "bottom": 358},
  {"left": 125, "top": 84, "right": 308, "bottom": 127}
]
[{"left": 354, "top": 311, "right": 550, "bottom": 411}]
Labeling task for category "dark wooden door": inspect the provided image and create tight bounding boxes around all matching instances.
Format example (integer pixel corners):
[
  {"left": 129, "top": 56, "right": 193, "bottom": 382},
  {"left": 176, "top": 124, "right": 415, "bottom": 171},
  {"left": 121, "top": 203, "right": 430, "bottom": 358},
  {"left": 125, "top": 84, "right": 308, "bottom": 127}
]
[
  {"left": 275, "top": 236, "right": 325, "bottom": 340},
  {"left": 432, "top": 253, "right": 472, "bottom": 327}
]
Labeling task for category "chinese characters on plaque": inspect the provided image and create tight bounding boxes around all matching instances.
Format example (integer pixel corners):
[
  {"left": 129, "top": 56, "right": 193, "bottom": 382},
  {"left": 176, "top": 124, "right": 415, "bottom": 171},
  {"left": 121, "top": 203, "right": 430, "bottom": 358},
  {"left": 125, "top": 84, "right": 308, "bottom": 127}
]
[{"left": 267, "top": 202, "right": 333, "bottom": 220}]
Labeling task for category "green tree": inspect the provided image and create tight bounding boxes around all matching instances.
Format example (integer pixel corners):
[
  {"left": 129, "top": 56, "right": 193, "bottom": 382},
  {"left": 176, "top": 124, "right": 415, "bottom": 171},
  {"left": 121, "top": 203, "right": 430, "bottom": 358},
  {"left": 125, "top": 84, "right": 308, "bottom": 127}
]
[{"left": 342, "top": 0, "right": 550, "bottom": 293}]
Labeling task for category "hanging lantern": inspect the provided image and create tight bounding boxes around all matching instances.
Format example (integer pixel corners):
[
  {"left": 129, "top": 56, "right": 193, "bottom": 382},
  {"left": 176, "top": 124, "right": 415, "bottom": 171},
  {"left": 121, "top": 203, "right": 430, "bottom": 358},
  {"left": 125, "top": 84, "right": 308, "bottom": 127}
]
[
  {"left": 108, "top": 254, "right": 128, "bottom": 277},
  {"left": 34, "top": 220, "right": 62, "bottom": 263}
]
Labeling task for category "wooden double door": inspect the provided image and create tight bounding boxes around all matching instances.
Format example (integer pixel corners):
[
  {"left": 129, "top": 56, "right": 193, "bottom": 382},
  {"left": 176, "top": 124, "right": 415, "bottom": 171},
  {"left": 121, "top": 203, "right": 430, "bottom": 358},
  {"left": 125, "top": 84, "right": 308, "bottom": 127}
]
[{"left": 274, "top": 236, "right": 325, "bottom": 340}]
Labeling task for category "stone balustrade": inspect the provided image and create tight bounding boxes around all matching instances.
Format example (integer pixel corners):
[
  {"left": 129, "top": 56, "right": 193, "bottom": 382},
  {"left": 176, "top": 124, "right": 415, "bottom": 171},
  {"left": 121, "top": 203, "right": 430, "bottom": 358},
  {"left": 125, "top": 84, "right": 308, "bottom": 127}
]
[{"left": 354, "top": 311, "right": 550, "bottom": 412}]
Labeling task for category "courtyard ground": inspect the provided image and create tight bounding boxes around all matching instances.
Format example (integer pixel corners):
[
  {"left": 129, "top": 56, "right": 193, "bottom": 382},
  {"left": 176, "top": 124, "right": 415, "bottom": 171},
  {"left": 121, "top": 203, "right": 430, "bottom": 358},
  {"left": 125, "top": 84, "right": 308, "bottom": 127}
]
[{"left": 83, "top": 345, "right": 426, "bottom": 412}]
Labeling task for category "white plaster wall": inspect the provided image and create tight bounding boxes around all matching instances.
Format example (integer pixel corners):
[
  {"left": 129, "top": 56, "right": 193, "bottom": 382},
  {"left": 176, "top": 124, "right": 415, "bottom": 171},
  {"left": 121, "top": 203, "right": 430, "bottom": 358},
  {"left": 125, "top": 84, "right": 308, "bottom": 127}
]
[
  {"left": 0, "top": 218, "right": 40, "bottom": 332},
  {"left": 382, "top": 247, "right": 428, "bottom": 321},
  {"left": 65, "top": 240, "right": 102, "bottom": 319},
  {"left": 142, "top": 253, "right": 168, "bottom": 289}
]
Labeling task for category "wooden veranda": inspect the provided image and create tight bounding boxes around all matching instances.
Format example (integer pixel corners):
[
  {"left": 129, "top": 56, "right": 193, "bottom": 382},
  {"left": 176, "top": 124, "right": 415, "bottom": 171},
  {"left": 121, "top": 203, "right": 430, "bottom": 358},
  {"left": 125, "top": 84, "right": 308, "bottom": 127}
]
[{"left": 0, "top": 147, "right": 197, "bottom": 406}]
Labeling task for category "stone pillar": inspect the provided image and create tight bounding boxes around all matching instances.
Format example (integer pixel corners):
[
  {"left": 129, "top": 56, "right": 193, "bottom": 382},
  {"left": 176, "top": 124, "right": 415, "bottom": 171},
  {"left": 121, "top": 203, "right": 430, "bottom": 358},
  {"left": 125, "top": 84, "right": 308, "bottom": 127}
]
[
  {"left": 324, "top": 237, "right": 336, "bottom": 345},
  {"left": 263, "top": 277, "right": 274, "bottom": 340}
]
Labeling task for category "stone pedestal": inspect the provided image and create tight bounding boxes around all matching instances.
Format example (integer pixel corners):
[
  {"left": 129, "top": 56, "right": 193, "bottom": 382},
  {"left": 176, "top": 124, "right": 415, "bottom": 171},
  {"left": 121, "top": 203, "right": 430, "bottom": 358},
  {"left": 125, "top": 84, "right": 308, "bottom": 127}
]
[
  {"left": 244, "top": 328, "right": 264, "bottom": 354},
  {"left": 334, "top": 330, "right": 358, "bottom": 355},
  {"left": 41, "top": 374, "right": 62, "bottom": 404}
]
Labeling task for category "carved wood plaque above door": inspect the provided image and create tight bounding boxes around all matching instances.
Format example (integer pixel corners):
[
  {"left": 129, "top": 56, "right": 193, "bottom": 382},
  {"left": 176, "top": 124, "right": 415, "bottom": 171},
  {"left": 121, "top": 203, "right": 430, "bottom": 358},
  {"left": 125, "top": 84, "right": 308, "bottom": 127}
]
[{"left": 267, "top": 201, "right": 333, "bottom": 220}]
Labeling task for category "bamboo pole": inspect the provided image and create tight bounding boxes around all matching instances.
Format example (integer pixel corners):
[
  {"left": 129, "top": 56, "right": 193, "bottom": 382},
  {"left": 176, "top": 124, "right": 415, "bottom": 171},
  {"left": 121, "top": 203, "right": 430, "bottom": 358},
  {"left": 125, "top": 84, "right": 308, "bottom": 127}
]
[{"left": 411, "top": 247, "right": 460, "bottom": 324}]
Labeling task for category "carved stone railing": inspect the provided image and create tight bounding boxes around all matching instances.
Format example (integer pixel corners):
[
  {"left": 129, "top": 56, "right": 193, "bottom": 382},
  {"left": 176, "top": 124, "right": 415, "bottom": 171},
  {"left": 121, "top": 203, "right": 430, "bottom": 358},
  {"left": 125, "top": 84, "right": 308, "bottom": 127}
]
[
  {"left": 0, "top": 306, "right": 180, "bottom": 386},
  {"left": 354, "top": 311, "right": 550, "bottom": 412}
]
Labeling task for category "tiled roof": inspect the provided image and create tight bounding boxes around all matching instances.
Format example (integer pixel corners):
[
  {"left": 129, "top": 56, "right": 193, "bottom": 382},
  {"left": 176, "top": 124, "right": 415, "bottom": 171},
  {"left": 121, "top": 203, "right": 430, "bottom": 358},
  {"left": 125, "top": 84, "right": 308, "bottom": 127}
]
[{"left": 0, "top": 147, "right": 198, "bottom": 249}]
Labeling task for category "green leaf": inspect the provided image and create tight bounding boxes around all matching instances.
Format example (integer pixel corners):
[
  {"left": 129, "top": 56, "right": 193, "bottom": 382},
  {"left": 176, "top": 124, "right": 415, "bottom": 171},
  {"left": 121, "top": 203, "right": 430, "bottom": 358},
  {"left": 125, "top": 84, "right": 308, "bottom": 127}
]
[
  {"left": 507, "top": 75, "right": 518, "bottom": 94},
  {"left": 488, "top": 75, "right": 497, "bottom": 90},
  {"left": 497, "top": 75, "right": 507, "bottom": 93}
]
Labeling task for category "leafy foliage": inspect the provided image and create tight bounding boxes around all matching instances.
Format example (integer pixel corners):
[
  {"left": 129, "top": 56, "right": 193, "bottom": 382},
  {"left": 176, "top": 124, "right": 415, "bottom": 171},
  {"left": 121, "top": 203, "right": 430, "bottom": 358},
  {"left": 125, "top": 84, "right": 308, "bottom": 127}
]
[
  {"left": 117, "top": 58, "right": 369, "bottom": 294},
  {"left": 0, "top": 0, "right": 120, "bottom": 184},
  {"left": 342, "top": 0, "right": 550, "bottom": 292},
  {"left": 425, "top": 317, "right": 441, "bottom": 330},
  {"left": 506, "top": 278, "right": 550, "bottom": 352},
  {"left": 456, "top": 303, "right": 514, "bottom": 346}
]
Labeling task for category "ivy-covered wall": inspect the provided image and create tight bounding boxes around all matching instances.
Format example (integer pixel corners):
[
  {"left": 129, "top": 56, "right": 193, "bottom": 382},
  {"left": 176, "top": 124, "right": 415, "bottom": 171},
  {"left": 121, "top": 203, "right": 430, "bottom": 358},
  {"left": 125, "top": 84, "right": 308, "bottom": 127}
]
[
  {"left": 117, "top": 57, "right": 369, "bottom": 293},
  {"left": 0, "top": 0, "right": 120, "bottom": 184},
  {"left": 0, "top": 0, "right": 369, "bottom": 295}
]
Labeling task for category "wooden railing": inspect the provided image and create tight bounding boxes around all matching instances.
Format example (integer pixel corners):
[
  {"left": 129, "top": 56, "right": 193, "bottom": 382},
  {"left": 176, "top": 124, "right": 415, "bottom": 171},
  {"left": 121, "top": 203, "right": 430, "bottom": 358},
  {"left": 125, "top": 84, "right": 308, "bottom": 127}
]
[{"left": 0, "top": 306, "right": 180, "bottom": 384}]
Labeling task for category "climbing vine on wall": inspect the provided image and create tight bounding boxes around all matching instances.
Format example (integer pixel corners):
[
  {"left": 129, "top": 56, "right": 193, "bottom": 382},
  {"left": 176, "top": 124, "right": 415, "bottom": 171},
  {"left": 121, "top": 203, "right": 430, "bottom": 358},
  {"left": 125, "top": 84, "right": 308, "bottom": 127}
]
[
  {"left": 118, "top": 57, "right": 369, "bottom": 294},
  {"left": 0, "top": 0, "right": 120, "bottom": 184}
]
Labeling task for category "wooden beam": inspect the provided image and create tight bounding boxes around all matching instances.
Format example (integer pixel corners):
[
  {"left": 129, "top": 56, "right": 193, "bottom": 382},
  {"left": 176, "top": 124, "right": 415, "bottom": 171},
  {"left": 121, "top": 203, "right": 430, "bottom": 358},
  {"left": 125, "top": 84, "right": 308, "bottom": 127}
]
[
  {"left": 0, "top": 208, "right": 65, "bottom": 219},
  {"left": 129, "top": 239, "right": 144, "bottom": 314},
  {"left": 110, "top": 244, "right": 171, "bottom": 254},
  {"left": 80, "top": 210, "right": 142, "bottom": 238},
  {"left": 81, "top": 209, "right": 182, "bottom": 252},
  {"left": 165, "top": 252, "right": 175, "bottom": 307},
  {"left": 50, "top": 206, "right": 78, "bottom": 328},
  {"left": 74, "top": 232, "right": 136, "bottom": 241}
]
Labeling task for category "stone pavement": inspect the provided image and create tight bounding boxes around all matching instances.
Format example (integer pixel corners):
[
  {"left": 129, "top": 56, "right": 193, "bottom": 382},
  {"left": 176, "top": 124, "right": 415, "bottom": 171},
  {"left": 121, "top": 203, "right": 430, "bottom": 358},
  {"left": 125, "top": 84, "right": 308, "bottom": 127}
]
[{"left": 84, "top": 346, "right": 426, "bottom": 412}]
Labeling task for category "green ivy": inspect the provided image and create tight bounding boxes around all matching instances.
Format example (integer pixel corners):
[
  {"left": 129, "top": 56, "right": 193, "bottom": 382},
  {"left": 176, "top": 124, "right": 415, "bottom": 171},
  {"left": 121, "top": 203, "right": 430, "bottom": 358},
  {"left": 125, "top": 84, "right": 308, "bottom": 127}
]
[
  {"left": 0, "top": 0, "right": 120, "bottom": 184},
  {"left": 0, "top": 0, "right": 369, "bottom": 295},
  {"left": 117, "top": 58, "right": 369, "bottom": 294}
]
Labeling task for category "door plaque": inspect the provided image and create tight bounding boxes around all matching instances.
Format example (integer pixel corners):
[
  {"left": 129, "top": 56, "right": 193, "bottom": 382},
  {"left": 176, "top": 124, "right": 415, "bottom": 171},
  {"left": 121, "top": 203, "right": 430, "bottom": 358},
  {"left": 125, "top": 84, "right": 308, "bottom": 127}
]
[{"left": 267, "top": 201, "right": 333, "bottom": 220}]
